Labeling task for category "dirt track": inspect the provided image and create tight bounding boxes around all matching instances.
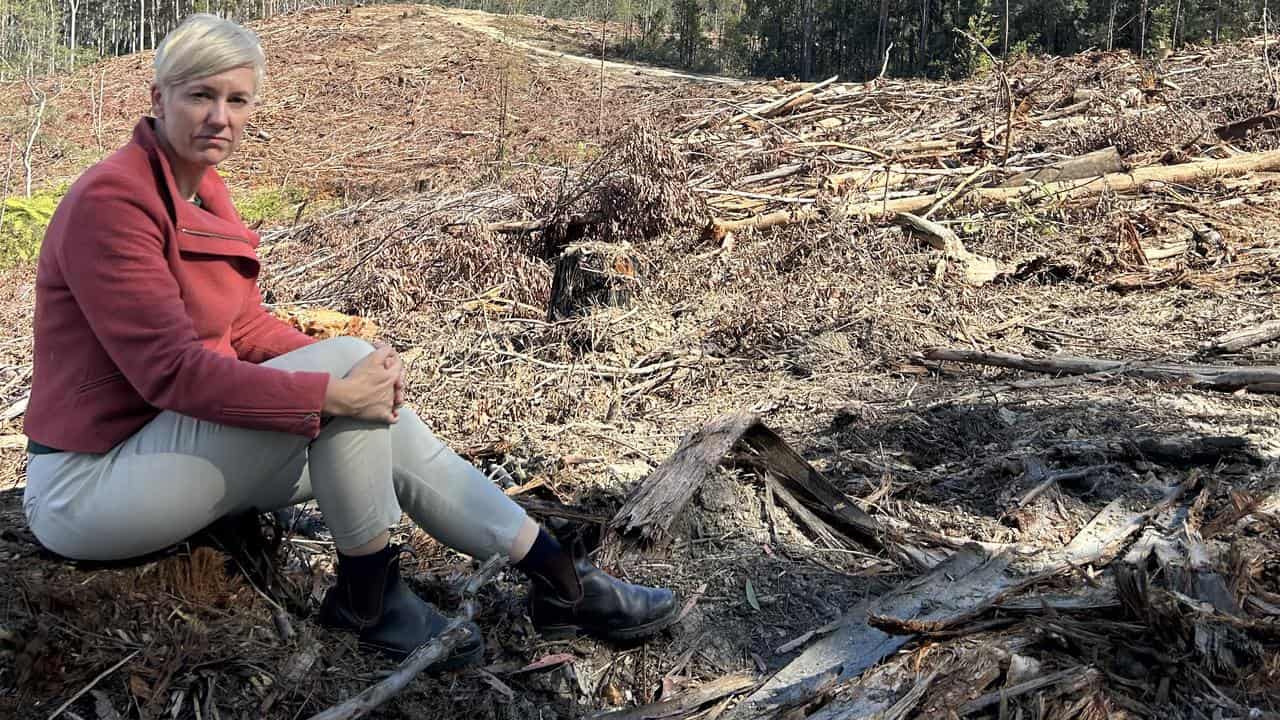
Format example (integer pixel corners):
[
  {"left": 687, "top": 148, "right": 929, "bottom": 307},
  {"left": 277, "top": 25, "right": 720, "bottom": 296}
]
[{"left": 432, "top": 6, "right": 746, "bottom": 85}]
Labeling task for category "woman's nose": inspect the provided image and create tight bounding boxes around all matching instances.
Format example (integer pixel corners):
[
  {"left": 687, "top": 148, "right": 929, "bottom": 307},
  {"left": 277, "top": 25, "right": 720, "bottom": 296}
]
[{"left": 206, "top": 100, "right": 229, "bottom": 127}]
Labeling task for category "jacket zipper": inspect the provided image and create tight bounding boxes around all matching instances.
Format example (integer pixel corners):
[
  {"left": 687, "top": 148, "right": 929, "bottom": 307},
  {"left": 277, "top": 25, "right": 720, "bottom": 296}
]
[{"left": 179, "top": 227, "right": 252, "bottom": 245}]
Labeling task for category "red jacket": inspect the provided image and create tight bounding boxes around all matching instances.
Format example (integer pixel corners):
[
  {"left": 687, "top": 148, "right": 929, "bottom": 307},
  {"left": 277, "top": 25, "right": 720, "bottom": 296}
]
[{"left": 24, "top": 118, "right": 329, "bottom": 454}]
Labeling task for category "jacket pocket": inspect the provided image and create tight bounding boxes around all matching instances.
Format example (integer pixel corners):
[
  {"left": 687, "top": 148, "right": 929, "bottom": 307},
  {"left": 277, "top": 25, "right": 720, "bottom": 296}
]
[
  {"left": 76, "top": 370, "right": 125, "bottom": 394},
  {"left": 223, "top": 407, "right": 318, "bottom": 422}
]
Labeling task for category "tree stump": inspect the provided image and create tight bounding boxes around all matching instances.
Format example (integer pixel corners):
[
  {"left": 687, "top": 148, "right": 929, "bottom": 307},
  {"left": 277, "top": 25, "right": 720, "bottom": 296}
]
[{"left": 547, "top": 242, "right": 640, "bottom": 321}]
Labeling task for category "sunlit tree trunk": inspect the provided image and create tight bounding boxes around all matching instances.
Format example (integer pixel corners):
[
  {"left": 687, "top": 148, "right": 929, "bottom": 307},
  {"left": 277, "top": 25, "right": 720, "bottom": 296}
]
[
  {"left": 918, "top": 0, "right": 929, "bottom": 72},
  {"left": 801, "top": 0, "right": 813, "bottom": 79},
  {"left": 68, "top": 0, "right": 81, "bottom": 68},
  {"left": 876, "top": 0, "right": 889, "bottom": 73},
  {"left": 1107, "top": 0, "right": 1116, "bottom": 50},
  {"left": 1138, "top": 0, "right": 1147, "bottom": 56}
]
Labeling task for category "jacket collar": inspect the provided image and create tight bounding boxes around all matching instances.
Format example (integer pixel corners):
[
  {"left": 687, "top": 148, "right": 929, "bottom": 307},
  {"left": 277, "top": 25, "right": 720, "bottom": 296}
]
[{"left": 131, "top": 118, "right": 261, "bottom": 259}]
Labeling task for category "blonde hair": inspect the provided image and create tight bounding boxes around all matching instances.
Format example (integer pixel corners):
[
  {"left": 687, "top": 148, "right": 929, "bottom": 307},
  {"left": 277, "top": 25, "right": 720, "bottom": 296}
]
[{"left": 154, "top": 14, "right": 265, "bottom": 94}]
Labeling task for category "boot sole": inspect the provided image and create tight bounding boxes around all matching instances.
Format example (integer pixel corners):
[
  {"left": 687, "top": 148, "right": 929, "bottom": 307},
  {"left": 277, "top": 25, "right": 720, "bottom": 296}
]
[{"left": 538, "top": 601, "right": 682, "bottom": 642}]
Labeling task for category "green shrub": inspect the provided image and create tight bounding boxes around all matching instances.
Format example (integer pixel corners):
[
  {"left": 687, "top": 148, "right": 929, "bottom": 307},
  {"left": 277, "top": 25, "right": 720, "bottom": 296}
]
[
  {"left": 0, "top": 188, "right": 64, "bottom": 266},
  {"left": 234, "top": 185, "right": 310, "bottom": 227}
]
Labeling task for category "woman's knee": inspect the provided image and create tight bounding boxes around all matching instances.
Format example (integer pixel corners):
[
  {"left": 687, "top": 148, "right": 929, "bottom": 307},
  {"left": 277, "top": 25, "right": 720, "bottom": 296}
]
[
  {"left": 265, "top": 336, "right": 376, "bottom": 378},
  {"left": 314, "top": 336, "right": 376, "bottom": 375}
]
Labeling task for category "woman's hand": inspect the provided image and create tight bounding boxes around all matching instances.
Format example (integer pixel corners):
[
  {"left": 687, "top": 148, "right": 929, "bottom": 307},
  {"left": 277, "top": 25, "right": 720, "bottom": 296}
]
[
  {"left": 386, "top": 347, "right": 406, "bottom": 422},
  {"left": 323, "top": 343, "right": 401, "bottom": 423}
]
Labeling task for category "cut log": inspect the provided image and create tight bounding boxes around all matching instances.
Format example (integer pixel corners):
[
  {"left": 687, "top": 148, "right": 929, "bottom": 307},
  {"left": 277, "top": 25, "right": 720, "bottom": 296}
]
[
  {"left": 824, "top": 165, "right": 915, "bottom": 193},
  {"left": 717, "top": 76, "right": 840, "bottom": 127},
  {"left": 547, "top": 242, "right": 640, "bottom": 321},
  {"left": 1046, "top": 435, "right": 1252, "bottom": 468},
  {"left": 895, "top": 212, "right": 1007, "bottom": 285},
  {"left": 925, "top": 347, "right": 1280, "bottom": 395},
  {"left": 734, "top": 163, "right": 805, "bottom": 188},
  {"left": 1201, "top": 319, "right": 1280, "bottom": 355},
  {"left": 710, "top": 149, "right": 1280, "bottom": 236},
  {"left": 1033, "top": 98, "right": 1094, "bottom": 121},
  {"left": 998, "top": 147, "right": 1127, "bottom": 187},
  {"left": 1132, "top": 435, "right": 1252, "bottom": 465}
]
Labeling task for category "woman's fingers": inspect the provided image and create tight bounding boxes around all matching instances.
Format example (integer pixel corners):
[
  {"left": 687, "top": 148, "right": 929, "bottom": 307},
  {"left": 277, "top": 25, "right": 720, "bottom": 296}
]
[{"left": 376, "top": 343, "right": 408, "bottom": 411}]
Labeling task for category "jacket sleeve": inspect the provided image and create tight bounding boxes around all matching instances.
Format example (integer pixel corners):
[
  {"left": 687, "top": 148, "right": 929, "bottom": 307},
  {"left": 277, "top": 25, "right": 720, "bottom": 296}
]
[
  {"left": 230, "top": 284, "right": 317, "bottom": 364},
  {"left": 58, "top": 181, "right": 329, "bottom": 438}
]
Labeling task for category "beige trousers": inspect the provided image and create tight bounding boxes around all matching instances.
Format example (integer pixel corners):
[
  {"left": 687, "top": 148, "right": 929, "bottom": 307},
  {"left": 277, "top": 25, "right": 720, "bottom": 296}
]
[{"left": 23, "top": 337, "right": 528, "bottom": 561}]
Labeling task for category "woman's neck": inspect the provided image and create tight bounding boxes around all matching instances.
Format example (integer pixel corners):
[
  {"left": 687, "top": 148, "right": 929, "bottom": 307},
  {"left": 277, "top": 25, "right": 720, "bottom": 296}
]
[{"left": 153, "top": 123, "right": 204, "bottom": 201}]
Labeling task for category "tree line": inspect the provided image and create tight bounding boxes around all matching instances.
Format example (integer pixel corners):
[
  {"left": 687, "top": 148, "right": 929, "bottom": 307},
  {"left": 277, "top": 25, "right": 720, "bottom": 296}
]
[
  {"left": 0, "top": 0, "right": 348, "bottom": 79},
  {"left": 0, "top": 0, "right": 1269, "bottom": 82},
  {"left": 448, "top": 0, "right": 1266, "bottom": 79}
]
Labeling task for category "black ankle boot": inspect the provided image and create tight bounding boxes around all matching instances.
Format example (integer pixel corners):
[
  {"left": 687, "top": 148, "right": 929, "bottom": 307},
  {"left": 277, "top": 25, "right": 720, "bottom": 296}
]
[
  {"left": 319, "top": 545, "right": 484, "bottom": 668},
  {"left": 519, "top": 531, "right": 679, "bottom": 641}
]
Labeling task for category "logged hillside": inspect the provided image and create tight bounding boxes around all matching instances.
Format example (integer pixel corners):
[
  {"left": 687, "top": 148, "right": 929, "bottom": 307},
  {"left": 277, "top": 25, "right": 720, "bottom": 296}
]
[
  {"left": 0, "top": 4, "right": 713, "bottom": 201},
  {"left": 2, "top": 6, "right": 1280, "bottom": 720}
]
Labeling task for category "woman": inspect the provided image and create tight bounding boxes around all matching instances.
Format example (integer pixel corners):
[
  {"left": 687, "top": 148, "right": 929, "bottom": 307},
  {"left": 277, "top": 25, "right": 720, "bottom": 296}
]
[{"left": 21, "top": 14, "right": 677, "bottom": 668}]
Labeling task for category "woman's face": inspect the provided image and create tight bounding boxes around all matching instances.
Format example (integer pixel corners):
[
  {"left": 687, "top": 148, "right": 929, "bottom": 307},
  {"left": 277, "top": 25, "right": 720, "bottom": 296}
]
[{"left": 150, "top": 66, "right": 256, "bottom": 170}]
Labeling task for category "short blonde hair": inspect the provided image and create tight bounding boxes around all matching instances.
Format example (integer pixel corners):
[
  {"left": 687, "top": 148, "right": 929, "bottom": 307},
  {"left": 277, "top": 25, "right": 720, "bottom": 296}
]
[{"left": 154, "top": 14, "right": 265, "bottom": 93}]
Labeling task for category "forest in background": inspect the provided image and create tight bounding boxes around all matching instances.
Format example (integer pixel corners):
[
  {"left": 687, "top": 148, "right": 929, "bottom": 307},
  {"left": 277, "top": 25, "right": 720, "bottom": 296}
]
[{"left": 0, "top": 0, "right": 1275, "bottom": 84}]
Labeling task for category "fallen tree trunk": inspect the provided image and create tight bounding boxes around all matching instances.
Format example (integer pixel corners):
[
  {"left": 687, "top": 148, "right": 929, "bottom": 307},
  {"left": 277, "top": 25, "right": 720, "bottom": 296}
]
[
  {"left": 997, "top": 146, "right": 1126, "bottom": 187},
  {"left": 1200, "top": 319, "right": 1280, "bottom": 355},
  {"left": 895, "top": 212, "right": 1007, "bottom": 285},
  {"left": 925, "top": 347, "right": 1280, "bottom": 394},
  {"left": 713, "top": 75, "right": 840, "bottom": 128},
  {"left": 1045, "top": 435, "right": 1253, "bottom": 468},
  {"left": 709, "top": 149, "right": 1280, "bottom": 237}
]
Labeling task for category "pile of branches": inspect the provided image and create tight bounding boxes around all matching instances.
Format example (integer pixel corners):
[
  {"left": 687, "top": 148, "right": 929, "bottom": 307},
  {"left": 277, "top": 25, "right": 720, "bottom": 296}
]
[{"left": 600, "top": 411, "right": 1280, "bottom": 719}]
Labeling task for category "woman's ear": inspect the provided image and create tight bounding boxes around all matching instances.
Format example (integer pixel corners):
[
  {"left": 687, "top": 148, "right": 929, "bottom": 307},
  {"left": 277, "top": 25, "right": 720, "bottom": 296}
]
[{"left": 149, "top": 83, "right": 164, "bottom": 118}]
